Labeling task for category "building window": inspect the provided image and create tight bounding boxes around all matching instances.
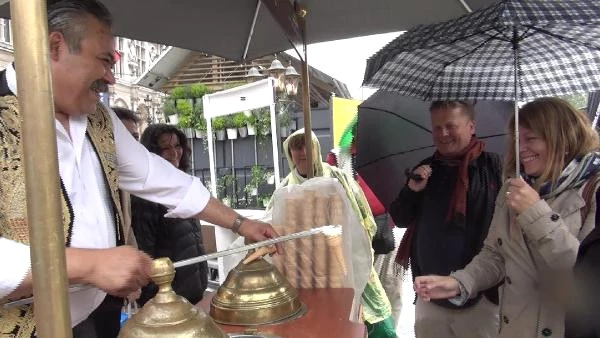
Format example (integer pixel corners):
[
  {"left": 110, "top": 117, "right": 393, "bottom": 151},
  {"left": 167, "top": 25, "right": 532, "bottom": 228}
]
[
  {"left": 0, "top": 19, "right": 11, "bottom": 44},
  {"left": 114, "top": 37, "right": 125, "bottom": 78},
  {"left": 133, "top": 41, "right": 146, "bottom": 77}
]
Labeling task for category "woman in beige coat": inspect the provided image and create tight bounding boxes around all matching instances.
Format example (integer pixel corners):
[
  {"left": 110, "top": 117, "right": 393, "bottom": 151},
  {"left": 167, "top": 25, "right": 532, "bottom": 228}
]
[{"left": 414, "top": 97, "right": 600, "bottom": 338}]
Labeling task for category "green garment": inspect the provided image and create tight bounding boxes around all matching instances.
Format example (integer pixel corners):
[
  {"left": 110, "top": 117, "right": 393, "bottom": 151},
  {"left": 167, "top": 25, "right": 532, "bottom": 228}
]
[{"left": 274, "top": 128, "right": 393, "bottom": 326}]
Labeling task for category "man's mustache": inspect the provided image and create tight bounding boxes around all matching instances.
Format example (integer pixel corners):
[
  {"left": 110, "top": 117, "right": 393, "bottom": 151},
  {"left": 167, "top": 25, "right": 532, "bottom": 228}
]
[{"left": 91, "top": 80, "right": 109, "bottom": 93}]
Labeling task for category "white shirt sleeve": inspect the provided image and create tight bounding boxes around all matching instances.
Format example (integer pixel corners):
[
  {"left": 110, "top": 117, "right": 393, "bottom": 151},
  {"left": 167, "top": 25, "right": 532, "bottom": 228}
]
[
  {"left": 0, "top": 238, "right": 31, "bottom": 298},
  {"left": 108, "top": 106, "right": 211, "bottom": 219}
]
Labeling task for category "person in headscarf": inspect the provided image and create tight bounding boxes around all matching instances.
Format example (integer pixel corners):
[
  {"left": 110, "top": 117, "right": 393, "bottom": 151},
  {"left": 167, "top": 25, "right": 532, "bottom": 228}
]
[
  {"left": 415, "top": 97, "right": 600, "bottom": 338},
  {"left": 327, "top": 116, "right": 404, "bottom": 326},
  {"left": 274, "top": 128, "right": 396, "bottom": 338}
]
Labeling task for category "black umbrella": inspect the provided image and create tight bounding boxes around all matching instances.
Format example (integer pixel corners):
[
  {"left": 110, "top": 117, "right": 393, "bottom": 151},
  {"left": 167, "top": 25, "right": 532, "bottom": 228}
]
[
  {"left": 355, "top": 91, "right": 513, "bottom": 207},
  {"left": 362, "top": 0, "right": 600, "bottom": 176}
]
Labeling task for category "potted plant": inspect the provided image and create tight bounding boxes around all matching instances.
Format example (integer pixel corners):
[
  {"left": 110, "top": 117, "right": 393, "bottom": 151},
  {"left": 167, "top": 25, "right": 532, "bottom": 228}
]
[
  {"left": 232, "top": 113, "right": 248, "bottom": 138},
  {"left": 254, "top": 107, "right": 271, "bottom": 140},
  {"left": 217, "top": 174, "right": 238, "bottom": 207},
  {"left": 176, "top": 99, "right": 194, "bottom": 138},
  {"left": 244, "top": 165, "right": 265, "bottom": 197},
  {"left": 163, "top": 98, "right": 178, "bottom": 125},
  {"left": 212, "top": 117, "right": 227, "bottom": 141},
  {"left": 224, "top": 115, "right": 238, "bottom": 140},
  {"left": 278, "top": 110, "right": 292, "bottom": 138},
  {"left": 190, "top": 83, "right": 209, "bottom": 100},
  {"left": 246, "top": 113, "right": 258, "bottom": 136},
  {"left": 170, "top": 86, "right": 187, "bottom": 100},
  {"left": 194, "top": 117, "right": 207, "bottom": 139},
  {"left": 192, "top": 101, "right": 205, "bottom": 138},
  {"left": 258, "top": 194, "right": 271, "bottom": 208}
]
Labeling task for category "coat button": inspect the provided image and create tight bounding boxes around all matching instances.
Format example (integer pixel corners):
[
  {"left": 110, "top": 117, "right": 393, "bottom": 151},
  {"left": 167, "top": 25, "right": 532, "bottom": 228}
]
[
  {"left": 505, "top": 276, "right": 512, "bottom": 284},
  {"left": 541, "top": 328, "right": 552, "bottom": 336},
  {"left": 497, "top": 238, "right": 503, "bottom": 246},
  {"left": 502, "top": 315, "right": 509, "bottom": 324},
  {"left": 550, "top": 214, "right": 559, "bottom": 221}
]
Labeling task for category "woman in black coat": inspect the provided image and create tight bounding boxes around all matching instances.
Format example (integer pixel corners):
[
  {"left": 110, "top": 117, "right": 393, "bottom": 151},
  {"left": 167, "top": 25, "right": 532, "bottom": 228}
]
[
  {"left": 565, "top": 190, "right": 600, "bottom": 338},
  {"left": 131, "top": 124, "right": 208, "bottom": 305}
]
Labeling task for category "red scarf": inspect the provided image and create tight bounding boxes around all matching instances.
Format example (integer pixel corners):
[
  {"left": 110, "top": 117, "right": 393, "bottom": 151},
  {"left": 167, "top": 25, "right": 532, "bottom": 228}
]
[
  {"left": 435, "top": 137, "right": 484, "bottom": 228},
  {"left": 395, "top": 137, "right": 484, "bottom": 269}
]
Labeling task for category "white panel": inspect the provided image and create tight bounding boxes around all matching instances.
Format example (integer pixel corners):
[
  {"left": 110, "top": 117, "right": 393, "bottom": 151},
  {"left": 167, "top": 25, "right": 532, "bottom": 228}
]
[{"left": 204, "top": 78, "right": 275, "bottom": 118}]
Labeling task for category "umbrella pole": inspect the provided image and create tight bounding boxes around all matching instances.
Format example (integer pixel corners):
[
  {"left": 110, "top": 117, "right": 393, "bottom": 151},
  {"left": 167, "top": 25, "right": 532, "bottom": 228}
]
[
  {"left": 301, "top": 43, "right": 313, "bottom": 178},
  {"left": 11, "top": 0, "right": 72, "bottom": 336},
  {"left": 243, "top": 0, "right": 261, "bottom": 60},
  {"left": 512, "top": 27, "right": 520, "bottom": 179}
]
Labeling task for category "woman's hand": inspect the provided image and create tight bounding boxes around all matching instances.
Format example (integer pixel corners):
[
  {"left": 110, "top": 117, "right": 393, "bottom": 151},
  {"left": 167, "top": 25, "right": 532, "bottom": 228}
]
[
  {"left": 505, "top": 178, "right": 541, "bottom": 215},
  {"left": 414, "top": 275, "right": 460, "bottom": 301}
]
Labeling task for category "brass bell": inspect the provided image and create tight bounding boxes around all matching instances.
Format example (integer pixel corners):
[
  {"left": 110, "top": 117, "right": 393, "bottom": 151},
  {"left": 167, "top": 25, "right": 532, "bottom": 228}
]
[
  {"left": 210, "top": 255, "right": 303, "bottom": 325},
  {"left": 119, "top": 258, "right": 227, "bottom": 338}
]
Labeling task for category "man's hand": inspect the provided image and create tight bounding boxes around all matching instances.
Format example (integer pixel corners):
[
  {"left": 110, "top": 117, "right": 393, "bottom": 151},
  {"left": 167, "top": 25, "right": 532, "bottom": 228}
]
[
  {"left": 407, "top": 165, "right": 432, "bottom": 192},
  {"left": 238, "top": 219, "right": 283, "bottom": 254},
  {"left": 414, "top": 275, "right": 460, "bottom": 301},
  {"left": 71, "top": 246, "right": 152, "bottom": 298}
]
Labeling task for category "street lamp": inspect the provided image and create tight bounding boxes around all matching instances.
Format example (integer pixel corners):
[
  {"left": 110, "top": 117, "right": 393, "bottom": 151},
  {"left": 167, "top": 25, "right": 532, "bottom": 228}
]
[
  {"left": 144, "top": 94, "right": 153, "bottom": 124},
  {"left": 284, "top": 61, "right": 300, "bottom": 97},
  {"left": 245, "top": 66, "right": 264, "bottom": 83},
  {"left": 245, "top": 58, "right": 300, "bottom": 98},
  {"left": 268, "top": 57, "right": 286, "bottom": 94},
  {"left": 130, "top": 85, "right": 139, "bottom": 110}
]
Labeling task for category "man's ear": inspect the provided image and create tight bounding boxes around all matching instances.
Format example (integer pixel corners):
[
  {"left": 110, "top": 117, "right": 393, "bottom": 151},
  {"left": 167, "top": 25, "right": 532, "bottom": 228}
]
[{"left": 48, "top": 31, "right": 64, "bottom": 61}]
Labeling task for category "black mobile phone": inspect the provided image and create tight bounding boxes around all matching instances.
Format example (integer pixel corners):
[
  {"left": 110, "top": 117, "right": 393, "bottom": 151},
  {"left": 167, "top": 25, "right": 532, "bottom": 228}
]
[{"left": 405, "top": 168, "right": 424, "bottom": 182}]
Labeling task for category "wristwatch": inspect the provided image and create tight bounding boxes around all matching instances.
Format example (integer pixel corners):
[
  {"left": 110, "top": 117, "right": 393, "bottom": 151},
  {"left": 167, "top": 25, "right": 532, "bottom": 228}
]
[{"left": 231, "top": 215, "right": 246, "bottom": 234}]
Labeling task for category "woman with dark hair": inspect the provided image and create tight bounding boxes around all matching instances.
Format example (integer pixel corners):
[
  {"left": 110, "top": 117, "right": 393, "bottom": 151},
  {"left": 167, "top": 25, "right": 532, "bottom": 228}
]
[{"left": 132, "top": 124, "right": 207, "bottom": 305}]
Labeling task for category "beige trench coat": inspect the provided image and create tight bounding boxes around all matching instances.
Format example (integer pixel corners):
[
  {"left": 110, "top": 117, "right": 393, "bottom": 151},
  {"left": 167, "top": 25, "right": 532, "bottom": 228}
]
[{"left": 453, "top": 181, "right": 597, "bottom": 338}]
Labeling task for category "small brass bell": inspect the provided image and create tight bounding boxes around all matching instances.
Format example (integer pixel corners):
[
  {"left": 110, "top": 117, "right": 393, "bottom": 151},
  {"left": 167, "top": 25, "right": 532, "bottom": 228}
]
[{"left": 119, "top": 258, "right": 227, "bottom": 338}]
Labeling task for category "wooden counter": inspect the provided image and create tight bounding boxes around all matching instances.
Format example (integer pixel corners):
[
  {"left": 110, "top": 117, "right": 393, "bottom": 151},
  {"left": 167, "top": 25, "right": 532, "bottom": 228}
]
[{"left": 197, "top": 288, "right": 366, "bottom": 338}]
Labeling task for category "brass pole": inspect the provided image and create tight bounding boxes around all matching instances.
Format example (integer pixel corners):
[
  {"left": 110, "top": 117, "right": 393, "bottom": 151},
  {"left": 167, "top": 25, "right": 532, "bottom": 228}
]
[
  {"left": 11, "top": 0, "right": 72, "bottom": 337},
  {"left": 301, "top": 43, "right": 313, "bottom": 178}
]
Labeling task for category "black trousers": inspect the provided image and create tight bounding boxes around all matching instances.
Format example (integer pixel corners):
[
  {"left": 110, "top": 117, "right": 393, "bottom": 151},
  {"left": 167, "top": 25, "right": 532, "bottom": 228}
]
[{"left": 72, "top": 295, "right": 123, "bottom": 338}]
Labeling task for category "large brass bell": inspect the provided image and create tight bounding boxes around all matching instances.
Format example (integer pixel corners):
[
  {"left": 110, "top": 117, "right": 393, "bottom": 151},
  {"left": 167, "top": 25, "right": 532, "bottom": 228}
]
[
  {"left": 210, "top": 253, "right": 303, "bottom": 326},
  {"left": 119, "top": 258, "right": 227, "bottom": 338}
]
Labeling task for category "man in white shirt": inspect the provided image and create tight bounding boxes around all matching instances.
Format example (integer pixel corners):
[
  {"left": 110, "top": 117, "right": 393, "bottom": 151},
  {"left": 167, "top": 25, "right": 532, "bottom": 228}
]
[{"left": 0, "top": 1, "right": 280, "bottom": 336}]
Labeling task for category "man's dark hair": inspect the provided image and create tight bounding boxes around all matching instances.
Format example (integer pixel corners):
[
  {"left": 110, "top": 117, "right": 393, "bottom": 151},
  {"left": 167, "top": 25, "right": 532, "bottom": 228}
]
[
  {"left": 47, "top": 0, "right": 113, "bottom": 53},
  {"left": 112, "top": 107, "right": 140, "bottom": 123},
  {"left": 429, "top": 100, "right": 475, "bottom": 120},
  {"left": 140, "top": 124, "right": 191, "bottom": 173}
]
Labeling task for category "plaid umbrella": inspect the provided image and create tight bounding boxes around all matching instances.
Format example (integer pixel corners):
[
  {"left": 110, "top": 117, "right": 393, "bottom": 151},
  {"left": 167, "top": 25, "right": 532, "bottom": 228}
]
[
  {"left": 363, "top": 0, "right": 600, "bottom": 102},
  {"left": 362, "top": 0, "right": 600, "bottom": 174}
]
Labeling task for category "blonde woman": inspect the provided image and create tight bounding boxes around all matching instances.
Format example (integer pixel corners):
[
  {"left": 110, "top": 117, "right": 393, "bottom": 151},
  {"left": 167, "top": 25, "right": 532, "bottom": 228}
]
[{"left": 415, "top": 97, "right": 600, "bottom": 338}]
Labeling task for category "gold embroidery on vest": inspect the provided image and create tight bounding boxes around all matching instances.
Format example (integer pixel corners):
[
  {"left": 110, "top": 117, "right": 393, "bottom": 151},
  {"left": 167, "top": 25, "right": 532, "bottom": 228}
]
[
  {"left": 0, "top": 98, "right": 122, "bottom": 337},
  {"left": 86, "top": 104, "right": 123, "bottom": 243}
]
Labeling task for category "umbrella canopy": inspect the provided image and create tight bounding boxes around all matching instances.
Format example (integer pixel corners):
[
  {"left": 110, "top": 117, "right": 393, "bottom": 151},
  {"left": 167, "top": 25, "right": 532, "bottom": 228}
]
[
  {"left": 355, "top": 91, "right": 513, "bottom": 207},
  {"left": 362, "top": 0, "right": 600, "bottom": 102},
  {"left": 0, "top": 0, "right": 497, "bottom": 62}
]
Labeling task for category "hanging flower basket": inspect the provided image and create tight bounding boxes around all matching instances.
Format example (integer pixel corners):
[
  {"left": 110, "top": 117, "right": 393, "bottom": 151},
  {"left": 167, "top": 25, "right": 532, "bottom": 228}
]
[
  {"left": 195, "top": 129, "right": 206, "bottom": 139},
  {"left": 247, "top": 123, "right": 256, "bottom": 136},
  {"left": 183, "top": 127, "right": 194, "bottom": 138},
  {"left": 215, "top": 130, "right": 226, "bottom": 141},
  {"left": 280, "top": 126, "right": 290, "bottom": 138},
  {"left": 238, "top": 126, "right": 248, "bottom": 138},
  {"left": 226, "top": 128, "right": 238, "bottom": 139},
  {"left": 167, "top": 114, "right": 179, "bottom": 125}
]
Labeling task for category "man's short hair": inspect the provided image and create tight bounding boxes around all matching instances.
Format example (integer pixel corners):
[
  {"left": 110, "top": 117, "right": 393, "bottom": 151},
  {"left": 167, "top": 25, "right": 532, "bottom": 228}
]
[
  {"left": 48, "top": 0, "right": 113, "bottom": 53},
  {"left": 429, "top": 100, "right": 475, "bottom": 120},
  {"left": 112, "top": 107, "right": 139, "bottom": 123}
]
